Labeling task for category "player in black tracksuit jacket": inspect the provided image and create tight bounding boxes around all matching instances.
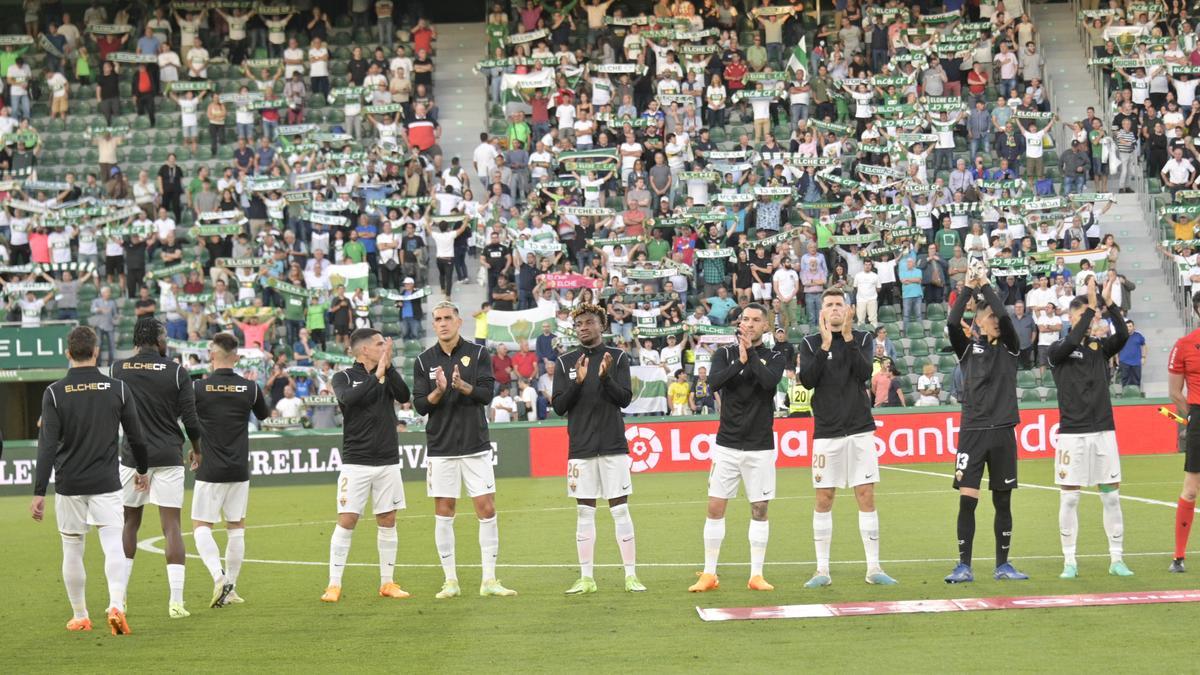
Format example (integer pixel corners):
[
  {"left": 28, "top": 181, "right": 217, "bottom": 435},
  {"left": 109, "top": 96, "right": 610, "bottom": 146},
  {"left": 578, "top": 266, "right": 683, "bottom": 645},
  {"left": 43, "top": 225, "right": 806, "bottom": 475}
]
[
  {"left": 110, "top": 318, "right": 204, "bottom": 607},
  {"left": 31, "top": 326, "right": 149, "bottom": 632},
  {"left": 551, "top": 303, "right": 640, "bottom": 593},
  {"left": 945, "top": 276, "right": 1026, "bottom": 583},
  {"left": 1047, "top": 277, "right": 1133, "bottom": 578}
]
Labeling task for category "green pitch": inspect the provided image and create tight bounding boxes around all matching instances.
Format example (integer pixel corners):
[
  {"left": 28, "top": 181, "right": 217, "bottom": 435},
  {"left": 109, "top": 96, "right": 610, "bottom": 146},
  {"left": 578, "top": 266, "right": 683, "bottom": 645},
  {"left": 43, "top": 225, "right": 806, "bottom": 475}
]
[{"left": 2, "top": 455, "right": 1197, "bottom": 672}]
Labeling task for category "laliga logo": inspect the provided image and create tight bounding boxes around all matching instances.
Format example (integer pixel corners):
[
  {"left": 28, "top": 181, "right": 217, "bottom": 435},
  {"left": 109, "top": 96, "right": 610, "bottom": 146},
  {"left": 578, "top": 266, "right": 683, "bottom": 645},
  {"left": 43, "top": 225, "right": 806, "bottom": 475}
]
[{"left": 626, "top": 425, "right": 662, "bottom": 473}]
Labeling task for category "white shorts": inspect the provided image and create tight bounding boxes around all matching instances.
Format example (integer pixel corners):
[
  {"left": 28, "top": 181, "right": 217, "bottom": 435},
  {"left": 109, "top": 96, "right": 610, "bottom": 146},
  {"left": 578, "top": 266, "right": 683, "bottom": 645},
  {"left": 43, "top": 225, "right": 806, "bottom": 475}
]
[
  {"left": 1055, "top": 431, "right": 1122, "bottom": 486},
  {"left": 337, "top": 464, "right": 406, "bottom": 515},
  {"left": 192, "top": 480, "right": 250, "bottom": 523},
  {"left": 121, "top": 465, "right": 185, "bottom": 508},
  {"left": 708, "top": 446, "right": 777, "bottom": 501},
  {"left": 752, "top": 282, "right": 773, "bottom": 301},
  {"left": 183, "top": 123, "right": 198, "bottom": 139},
  {"left": 812, "top": 432, "right": 880, "bottom": 489},
  {"left": 56, "top": 491, "right": 123, "bottom": 534},
  {"left": 426, "top": 451, "right": 496, "bottom": 499},
  {"left": 567, "top": 455, "right": 633, "bottom": 500}
]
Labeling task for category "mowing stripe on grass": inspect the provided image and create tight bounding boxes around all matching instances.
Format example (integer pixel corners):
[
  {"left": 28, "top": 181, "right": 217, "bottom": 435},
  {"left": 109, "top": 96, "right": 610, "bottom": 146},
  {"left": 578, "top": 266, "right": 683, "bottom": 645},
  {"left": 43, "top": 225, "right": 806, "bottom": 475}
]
[
  {"left": 695, "top": 589, "right": 1200, "bottom": 621},
  {"left": 880, "top": 465, "right": 1196, "bottom": 511}
]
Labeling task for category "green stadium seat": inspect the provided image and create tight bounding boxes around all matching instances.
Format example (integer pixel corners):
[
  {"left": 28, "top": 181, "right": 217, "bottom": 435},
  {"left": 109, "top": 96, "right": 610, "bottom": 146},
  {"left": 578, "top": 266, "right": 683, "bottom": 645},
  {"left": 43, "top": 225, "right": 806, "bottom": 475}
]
[
  {"left": 1039, "top": 386, "right": 1057, "bottom": 401},
  {"left": 903, "top": 323, "right": 925, "bottom": 340},
  {"left": 1017, "top": 371, "right": 1039, "bottom": 388},
  {"left": 1122, "top": 385, "right": 1144, "bottom": 398},
  {"left": 925, "top": 303, "right": 947, "bottom": 321},
  {"left": 1020, "top": 387, "right": 1041, "bottom": 402},
  {"left": 878, "top": 305, "right": 898, "bottom": 323},
  {"left": 1109, "top": 383, "right": 1124, "bottom": 399}
]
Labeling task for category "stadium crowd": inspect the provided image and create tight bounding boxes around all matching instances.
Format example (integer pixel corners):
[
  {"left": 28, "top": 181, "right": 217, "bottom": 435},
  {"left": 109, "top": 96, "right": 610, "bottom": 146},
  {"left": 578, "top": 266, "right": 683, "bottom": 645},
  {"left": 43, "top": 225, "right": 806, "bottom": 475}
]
[{"left": 0, "top": 0, "right": 1166, "bottom": 431}]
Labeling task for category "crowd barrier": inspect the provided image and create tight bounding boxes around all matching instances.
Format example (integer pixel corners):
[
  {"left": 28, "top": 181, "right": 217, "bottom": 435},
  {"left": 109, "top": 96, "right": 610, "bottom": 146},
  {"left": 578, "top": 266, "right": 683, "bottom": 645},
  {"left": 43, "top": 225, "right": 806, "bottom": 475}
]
[{"left": 0, "top": 400, "right": 1177, "bottom": 497}]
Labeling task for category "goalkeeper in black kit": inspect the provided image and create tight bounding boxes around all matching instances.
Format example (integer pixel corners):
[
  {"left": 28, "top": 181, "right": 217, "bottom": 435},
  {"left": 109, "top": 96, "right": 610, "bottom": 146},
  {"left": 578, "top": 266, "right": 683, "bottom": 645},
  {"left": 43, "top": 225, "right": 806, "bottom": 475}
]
[{"left": 945, "top": 266, "right": 1028, "bottom": 583}]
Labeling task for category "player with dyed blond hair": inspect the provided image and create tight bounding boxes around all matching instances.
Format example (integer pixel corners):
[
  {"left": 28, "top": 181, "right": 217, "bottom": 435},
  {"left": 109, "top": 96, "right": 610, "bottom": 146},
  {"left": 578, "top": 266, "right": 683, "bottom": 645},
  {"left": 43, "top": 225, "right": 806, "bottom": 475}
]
[{"left": 552, "top": 303, "right": 643, "bottom": 594}]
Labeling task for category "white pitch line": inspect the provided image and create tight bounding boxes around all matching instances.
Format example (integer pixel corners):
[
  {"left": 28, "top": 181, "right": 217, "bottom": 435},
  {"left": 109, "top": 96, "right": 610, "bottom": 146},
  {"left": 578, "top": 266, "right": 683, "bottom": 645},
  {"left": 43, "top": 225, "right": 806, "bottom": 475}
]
[
  {"left": 880, "top": 466, "right": 1195, "bottom": 511},
  {"left": 130, "top": 546, "right": 1180, "bottom": 570}
]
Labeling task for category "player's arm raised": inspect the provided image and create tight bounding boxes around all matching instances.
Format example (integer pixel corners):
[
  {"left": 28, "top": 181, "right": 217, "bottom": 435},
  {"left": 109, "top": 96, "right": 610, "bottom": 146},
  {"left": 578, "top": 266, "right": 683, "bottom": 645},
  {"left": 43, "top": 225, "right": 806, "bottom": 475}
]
[
  {"left": 946, "top": 282, "right": 975, "bottom": 358},
  {"left": 1048, "top": 307, "right": 1092, "bottom": 366},
  {"left": 600, "top": 351, "right": 633, "bottom": 407},
  {"left": 332, "top": 369, "right": 377, "bottom": 408},
  {"left": 980, "top": 283, "right": 1020, "bottom": 354},
  {"left": 707, "top": 346, "right": 741, "bottom": 391},
  {"left": 1099, "top": 282, "right": 1130, "bottom": 358}
]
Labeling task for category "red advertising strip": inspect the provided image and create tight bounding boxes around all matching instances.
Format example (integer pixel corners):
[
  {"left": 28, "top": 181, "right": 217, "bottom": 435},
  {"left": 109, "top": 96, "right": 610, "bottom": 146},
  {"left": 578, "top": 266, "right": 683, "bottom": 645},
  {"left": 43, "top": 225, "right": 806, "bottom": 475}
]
[
  {"left": 695, "top": 589, "right": 1200, "bottom": 621},
  {"left": 530, "top": 403, "right": 1177, "bottom": 477}
]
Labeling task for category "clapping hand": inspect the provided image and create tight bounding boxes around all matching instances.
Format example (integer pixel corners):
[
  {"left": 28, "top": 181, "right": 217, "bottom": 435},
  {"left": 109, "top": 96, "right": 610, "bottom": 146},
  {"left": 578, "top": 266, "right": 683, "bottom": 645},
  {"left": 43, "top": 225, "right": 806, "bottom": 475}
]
[
  {"left": 435, "top": 366, "right": 448, "bottom": 392},
  {"left": 452, "top": 365, "right": 472, "bottom": 395},
  {"left": 598, "top": 352, "right": 613, "bottom": 378},
  {"left": 818, "top": 308, "right": 833, "bottom": 350},
  {"left": 737, "top": 333, "right": 750, "bottom": 364},
  {"left": 575, "top": 356, "right": 589, "bottom": 383}
]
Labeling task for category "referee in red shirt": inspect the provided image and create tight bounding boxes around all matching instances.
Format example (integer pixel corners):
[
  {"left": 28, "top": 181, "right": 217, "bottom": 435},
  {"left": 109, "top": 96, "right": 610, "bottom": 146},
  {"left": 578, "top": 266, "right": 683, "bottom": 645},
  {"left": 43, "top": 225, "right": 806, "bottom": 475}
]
[{"left": 1169, "top": 291, "right": 1200, "bottom": 573}]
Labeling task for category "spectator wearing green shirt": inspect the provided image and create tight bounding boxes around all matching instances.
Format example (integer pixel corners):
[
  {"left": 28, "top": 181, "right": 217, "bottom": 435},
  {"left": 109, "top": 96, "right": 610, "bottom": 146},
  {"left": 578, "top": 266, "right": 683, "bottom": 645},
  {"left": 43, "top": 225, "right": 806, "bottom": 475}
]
[
  {"left": 281, "top": 287, "right": 307, "bottom": 346},
  {"left": 745, "top": 34, "right": 768, "bottom": 72},
  {"left": 342, "top": 229, "right": 366, "bottom": 263},
  {"left": 506, "top": 110, "right": 531, "bottom": 150},
  {"left": 643, "top": 228, "right": 670, "bottom": 261},
  {"left": 306, "top": 296, "right": 328, "bottom": 349}
]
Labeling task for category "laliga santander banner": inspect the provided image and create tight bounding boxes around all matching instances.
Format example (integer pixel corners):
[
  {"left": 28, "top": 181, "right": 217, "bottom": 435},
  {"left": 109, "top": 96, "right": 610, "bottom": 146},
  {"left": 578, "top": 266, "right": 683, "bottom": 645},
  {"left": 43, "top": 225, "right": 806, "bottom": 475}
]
[{"left": 528, "top": 404, "right": 1177, "bottom": 476}]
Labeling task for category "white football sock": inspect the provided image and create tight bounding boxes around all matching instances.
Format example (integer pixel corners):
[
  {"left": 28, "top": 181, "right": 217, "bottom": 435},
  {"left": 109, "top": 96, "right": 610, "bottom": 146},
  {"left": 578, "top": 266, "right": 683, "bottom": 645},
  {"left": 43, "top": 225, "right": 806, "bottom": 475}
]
[
  {"left": 193, "top": 525, "right": 224, "bottom": 582},
  {"left": 1059, "top": 490, "right": 1081, "bottom": 567},
  {"left": 859, "top": 510, "right": 880, "bottom": 573},
  {"left": 166, "top": 564, "right": 185, "bottom": 604},
  {"left": 479, "top": 516, "right": 499, "bottom": 581},
  {"left": 813, "top": 511, "right": 833, "bottom": 575},
  {"left": 122, "top": 557, "right": 134, "bottom": 592},
  {"left": 1100, "top": 489, "right": 1125, "bottom": 562},
  {"left": 576, "top": 505, "right": 596, "bottom": 578},
  {"left": 703, "top": 517, "right": 725, "bottom": 575},
  {"left": 61, "top": 533, "right": 88, "bottom": 620},
  {"left": 225, "top": 528, "right": 245, "bottom": 586},
  {"left": 748, "top": 519, "right": 769, "bottom": 578},
  {"left": 98, "top": 525, "right": 128, "bottom": 612},
  {"left": 435, "top": 515, "right": 457, "bottom": 582},
  {"left": 611, "top": 503, "right": 636, "bottom": 576},
  {"left": 328, "top": 525, "right": 353, "bottom": 586},
  {"left": 377, "top": 526, "right": 397, "bottom": 585}
]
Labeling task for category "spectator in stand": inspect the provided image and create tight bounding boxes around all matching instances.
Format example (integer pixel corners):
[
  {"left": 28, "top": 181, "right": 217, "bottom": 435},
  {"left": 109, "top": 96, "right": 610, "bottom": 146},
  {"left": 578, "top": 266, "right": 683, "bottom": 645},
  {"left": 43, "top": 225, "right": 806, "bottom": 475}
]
[
  {"left": 1118, "top": 319, "right": 1147, "bottom": 387},
  {"left": 88, "top": 285, "right": 118, "bottom": 366}
]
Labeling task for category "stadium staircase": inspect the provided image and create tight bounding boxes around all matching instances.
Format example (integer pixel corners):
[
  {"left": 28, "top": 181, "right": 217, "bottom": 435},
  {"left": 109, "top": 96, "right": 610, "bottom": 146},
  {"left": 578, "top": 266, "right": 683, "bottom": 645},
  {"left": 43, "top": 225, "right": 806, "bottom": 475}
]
[
  {"left": 429, "top": 22, "right": 492, "bottom": 340},
  {"left": 1037, "top": 2, "right": 1180, "bottom": 398}
]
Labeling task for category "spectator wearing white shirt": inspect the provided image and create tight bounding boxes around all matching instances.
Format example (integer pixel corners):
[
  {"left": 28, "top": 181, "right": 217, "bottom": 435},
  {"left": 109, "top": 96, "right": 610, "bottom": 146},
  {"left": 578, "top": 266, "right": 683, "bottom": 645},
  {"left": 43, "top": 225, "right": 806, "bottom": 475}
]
[
  {"left": 275, "top": 385, "right": 305, "bottom": 418},
  {"left": 1161, "top": 146, "right": 1195, "bottom": 195},
  {"left": 491, "top": 390, "right": 517, "bottom": 423},
  {"left": 853, "top": 260, "right": 882, "bottom": 325}
]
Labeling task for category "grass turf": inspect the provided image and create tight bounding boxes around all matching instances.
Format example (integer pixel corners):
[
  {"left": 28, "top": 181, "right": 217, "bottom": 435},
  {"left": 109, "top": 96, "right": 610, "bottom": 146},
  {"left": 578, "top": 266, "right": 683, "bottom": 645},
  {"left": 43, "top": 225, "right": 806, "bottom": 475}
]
[{"left": 1, "top": 454, "right": 1196, "bottom": 672}]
